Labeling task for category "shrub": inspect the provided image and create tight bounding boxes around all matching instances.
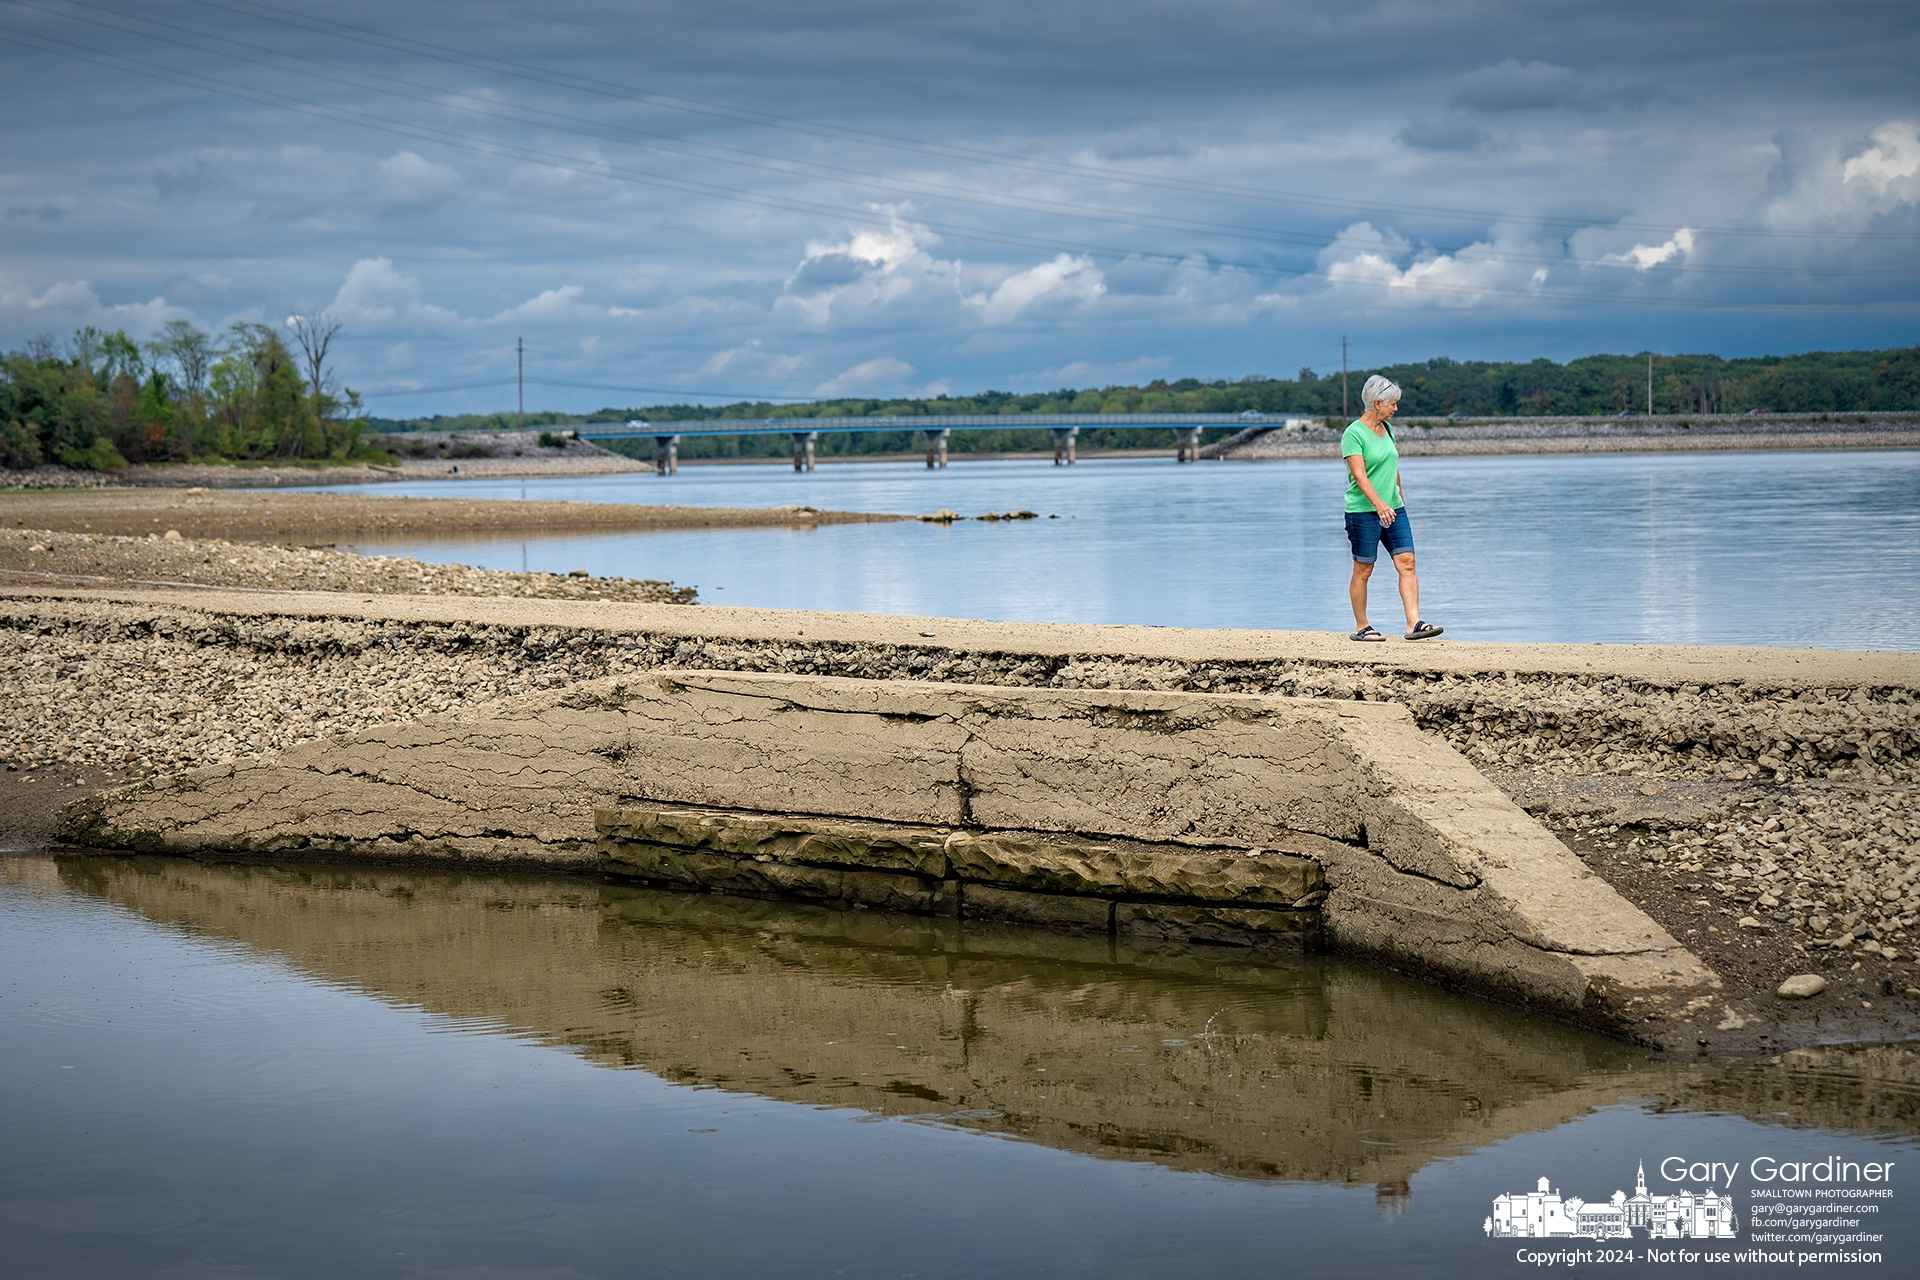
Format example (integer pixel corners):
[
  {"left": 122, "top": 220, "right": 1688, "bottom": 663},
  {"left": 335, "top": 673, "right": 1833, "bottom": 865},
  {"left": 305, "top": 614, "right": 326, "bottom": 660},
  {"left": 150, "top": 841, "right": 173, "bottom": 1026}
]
[{"left": 1, "top": 419, "right": 42, "bottom": 468}]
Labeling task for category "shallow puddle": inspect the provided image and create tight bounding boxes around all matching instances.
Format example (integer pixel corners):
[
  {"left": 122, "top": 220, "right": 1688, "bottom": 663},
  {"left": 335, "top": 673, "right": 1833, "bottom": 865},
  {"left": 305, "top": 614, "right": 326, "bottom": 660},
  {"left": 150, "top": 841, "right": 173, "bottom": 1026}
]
[{"left": 4, "top": 853, "right": 1915, "bottom": 1277}]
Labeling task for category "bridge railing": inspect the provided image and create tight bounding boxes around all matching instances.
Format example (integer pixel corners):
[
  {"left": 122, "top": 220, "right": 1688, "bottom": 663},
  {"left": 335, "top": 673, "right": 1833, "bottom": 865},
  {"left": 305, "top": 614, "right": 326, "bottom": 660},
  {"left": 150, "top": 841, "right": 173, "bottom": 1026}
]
[{"left": 571, "top": 412, "right": 1320, "bottom": 473}]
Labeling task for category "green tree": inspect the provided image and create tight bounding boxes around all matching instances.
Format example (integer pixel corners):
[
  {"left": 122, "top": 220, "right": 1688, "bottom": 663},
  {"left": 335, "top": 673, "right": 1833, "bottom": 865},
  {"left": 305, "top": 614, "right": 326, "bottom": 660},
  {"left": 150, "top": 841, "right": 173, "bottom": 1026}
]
[
  {"left": 207, "top": 322, "right": 311, "bottom": 458},
  {"left": 145, "top": 319, "right": 216, "bottom": 417}
]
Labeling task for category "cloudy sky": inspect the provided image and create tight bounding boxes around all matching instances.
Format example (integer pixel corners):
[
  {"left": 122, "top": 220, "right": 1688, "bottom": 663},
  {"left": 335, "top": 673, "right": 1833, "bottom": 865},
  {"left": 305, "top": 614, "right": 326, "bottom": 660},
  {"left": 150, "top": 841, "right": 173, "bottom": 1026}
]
[{"left": 2, "top": 0, "right": 1917, "bottom": 414}]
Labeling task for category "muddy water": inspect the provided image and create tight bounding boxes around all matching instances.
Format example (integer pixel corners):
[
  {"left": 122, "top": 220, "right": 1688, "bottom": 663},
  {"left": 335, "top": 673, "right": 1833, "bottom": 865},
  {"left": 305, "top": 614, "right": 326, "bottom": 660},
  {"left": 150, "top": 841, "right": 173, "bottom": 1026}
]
[{"left": 4, "top": 853, "right": 1917, "bottom": 1278}]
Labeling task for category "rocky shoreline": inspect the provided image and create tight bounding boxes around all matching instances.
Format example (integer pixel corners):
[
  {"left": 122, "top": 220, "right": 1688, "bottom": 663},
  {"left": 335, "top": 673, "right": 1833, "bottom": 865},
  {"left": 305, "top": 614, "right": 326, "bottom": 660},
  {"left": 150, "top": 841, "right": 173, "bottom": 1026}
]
[
  {"left": 0, "top": 487, "right": 908, "bottom": 542},
  {"left": 7, "top": 416, "right": 1918, "bottom": 492},
  {"left": 0, "top": 429, "right": 654, "bottom": 490},
  {"left": 1, "top": 537, "right": 1915, "bottom": 1045},
  {"left": 0, "top": 527, "right": 698, "bottom": 603},
  {"left": 1206, "top": 413, "right": 1920, "bottom": 460}
]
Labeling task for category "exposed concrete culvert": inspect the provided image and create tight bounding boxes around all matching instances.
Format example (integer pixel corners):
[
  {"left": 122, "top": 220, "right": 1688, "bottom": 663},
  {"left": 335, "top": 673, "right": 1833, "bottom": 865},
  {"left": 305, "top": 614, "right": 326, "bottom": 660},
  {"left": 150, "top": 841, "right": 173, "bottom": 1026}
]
[
  {"left": 5, "top": 582, "right": 1916, "bottom": 1048},
  {"left": 56, "top": 668, "right": 1720, "bottom": 1046}
]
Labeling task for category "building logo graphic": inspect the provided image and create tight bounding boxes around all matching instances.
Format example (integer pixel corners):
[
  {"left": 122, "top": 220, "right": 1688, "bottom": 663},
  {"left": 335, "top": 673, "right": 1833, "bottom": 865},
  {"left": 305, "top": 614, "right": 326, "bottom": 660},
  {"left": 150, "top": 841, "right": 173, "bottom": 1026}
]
[{"left": 1486, "top": 1163, "right": 1738, "bottom": 1240}]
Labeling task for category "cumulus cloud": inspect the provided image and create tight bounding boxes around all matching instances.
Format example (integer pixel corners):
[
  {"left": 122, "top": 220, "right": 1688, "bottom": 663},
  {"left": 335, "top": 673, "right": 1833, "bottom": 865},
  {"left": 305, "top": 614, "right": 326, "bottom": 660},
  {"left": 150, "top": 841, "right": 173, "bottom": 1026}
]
[
  {"left": 1752, "top": 121, "right": 1920, "bottom": 233},
  {"left": 1841, "top": 122, "right": 1920, "bottom": 193},
  {"left": 814, "top": 356, "right": 918, "bottom": 397},
  {"left": 329, "top": 257, "right": 458, "bottom": 325},
  {"left": 780, "top": 212, "right": 959, "bottom": 326},
  {"left": 968, "top": 253, "right": 1104, "bottom": 325},
  {"left": 1598, "top": 228, "right": 1696, "bottom": 270},
  {"left": 698, "top": 340, "right": 802, "bottom": 377},
  {"left": 370, "top": 151, "right": 463, "bottom": 216},
  {"left": 1315, "top": 222, "right": 1411, "bottom": 270},
  {"left": 507, "top": 158, "right": 621, "bottom": 202},
  {"left": 494, "top": 284, "right": 587, "bottom": 322},
  {"left": 1314, "top": 222, "right": 1556, "bottom": 306},
  {"left": 9, "top": 2, "right": 1920, "bottom": 410},
  {"left": 0, "top": 278, "right": 185, "bottom": 334}
]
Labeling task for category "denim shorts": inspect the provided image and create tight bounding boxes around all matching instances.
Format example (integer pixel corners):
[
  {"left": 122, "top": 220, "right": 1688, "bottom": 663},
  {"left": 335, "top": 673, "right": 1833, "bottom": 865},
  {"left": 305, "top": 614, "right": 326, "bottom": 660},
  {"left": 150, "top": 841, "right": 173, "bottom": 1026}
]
[{"left": 1345, "top": 508, "right": 1414, "bottom": 563}]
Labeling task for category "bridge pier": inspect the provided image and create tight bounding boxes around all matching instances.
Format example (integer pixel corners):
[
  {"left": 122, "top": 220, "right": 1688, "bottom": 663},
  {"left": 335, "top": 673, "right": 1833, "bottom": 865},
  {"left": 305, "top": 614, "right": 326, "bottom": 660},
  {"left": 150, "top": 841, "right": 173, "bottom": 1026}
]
[
  {"left": 1050, "top": 426, "right": 1078, "bottom": 466},
  {"left": 923, "top": 428, "right": 950, "bottom": 469},
  {"left": 1175, "top": 426, "right": 1204, "bottom": 463},
  {"left": 653, "top": 434, "right": 679, "bottom": 475},
  {"left": 791, "top": 431, "right": 818, "bottom": 473}
]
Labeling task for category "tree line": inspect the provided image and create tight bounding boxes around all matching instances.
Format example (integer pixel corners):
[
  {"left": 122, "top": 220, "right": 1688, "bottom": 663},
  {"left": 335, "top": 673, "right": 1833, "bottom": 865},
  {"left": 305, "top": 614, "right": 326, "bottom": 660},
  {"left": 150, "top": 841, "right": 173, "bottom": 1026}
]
[
  {"left": 12, "top": 335, "right": 1915, "bottom": 471},
  {"left": 1, "top": 316, "right": 382, "bottom": 471},
  {"left": 376, "top": 344, "right": 1920, "bottom": 463}
]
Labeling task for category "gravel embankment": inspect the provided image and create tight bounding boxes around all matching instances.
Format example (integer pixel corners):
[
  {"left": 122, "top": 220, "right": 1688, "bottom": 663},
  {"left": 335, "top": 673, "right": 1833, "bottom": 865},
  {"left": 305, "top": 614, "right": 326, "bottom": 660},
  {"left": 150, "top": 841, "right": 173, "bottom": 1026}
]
[
  {"left": 2, "top": 556, "right": 1915, "bottom": 1038},
  {"left": 0, "top": 487, "right": 907, "bottom": 540},
  {"left": 108, "top": 456, "right": 654, "bottom": 486},
  {"left": 2, "top": 430, "right": 654, "bottom": 489},
  {"left": 1208, "top": 414, "right": 1920, "bottom": 460},
  {"left": 0, "top": 528, "right": 695, "bottom": 603},
  {"left": 0, "top": 466, "right": 118, "bottom": 490}
]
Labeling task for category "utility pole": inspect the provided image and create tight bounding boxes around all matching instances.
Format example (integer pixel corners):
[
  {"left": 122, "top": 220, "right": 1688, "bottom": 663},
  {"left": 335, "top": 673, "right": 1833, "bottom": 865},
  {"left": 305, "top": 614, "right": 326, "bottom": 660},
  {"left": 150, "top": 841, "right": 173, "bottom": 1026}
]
[
  {"left": 1647, "top": 351, "right": 1653, "bottom": 417},
  {"left": 1341, "top": 335, "right": 1349, "bottom": 419},
  {"left": 517, "top": 337, "right": 525, "bottom": 432}
]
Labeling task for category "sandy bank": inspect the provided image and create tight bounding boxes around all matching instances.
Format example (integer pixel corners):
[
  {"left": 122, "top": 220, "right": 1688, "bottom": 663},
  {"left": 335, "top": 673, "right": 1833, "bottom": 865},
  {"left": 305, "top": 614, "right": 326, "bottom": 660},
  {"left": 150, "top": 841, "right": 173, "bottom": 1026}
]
[
  {"left": 0, "top": 429, "right": 658, "bottom": 490},
  {"left": 0, "top": 527, "right": 697, "bottom": 603},
  {"left": 2, "top": 457, "right": 656, "bottom": 494},
  {"left": 0, "top": 487, "right": 908, "bottom": 542},
  {"left": 118, "top": 455, "right": 655, "bottom": 486}
]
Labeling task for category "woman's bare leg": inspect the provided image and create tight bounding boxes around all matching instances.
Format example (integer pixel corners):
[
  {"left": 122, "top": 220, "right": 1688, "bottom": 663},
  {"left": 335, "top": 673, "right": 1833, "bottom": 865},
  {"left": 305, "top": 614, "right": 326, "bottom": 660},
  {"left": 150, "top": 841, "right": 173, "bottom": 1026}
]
[
  {"left": 1391, "top": 551, "right": 1420, "bottom": 630},
  {"left": 1349, "top": 560, "right": 1375, "bottom": 629}
]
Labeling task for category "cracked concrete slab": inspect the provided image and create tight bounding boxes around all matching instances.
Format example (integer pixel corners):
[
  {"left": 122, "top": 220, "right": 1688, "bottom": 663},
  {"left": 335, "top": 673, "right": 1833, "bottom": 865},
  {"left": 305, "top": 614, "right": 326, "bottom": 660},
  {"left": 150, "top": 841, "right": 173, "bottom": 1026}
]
[{"left": 58, "top": 669, "right": 1722, "bottom": 1042}]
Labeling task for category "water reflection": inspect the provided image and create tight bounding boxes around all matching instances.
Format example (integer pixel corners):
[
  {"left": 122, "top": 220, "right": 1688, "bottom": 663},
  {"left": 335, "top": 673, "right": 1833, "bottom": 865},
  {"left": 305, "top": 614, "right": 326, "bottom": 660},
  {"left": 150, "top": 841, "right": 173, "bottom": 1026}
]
[
  {"left": 315, "top": 451, "right": 1920, "bottom": 649},
  {"left": 54, "top": 856, "right": 1920, "bottom": 1185}
]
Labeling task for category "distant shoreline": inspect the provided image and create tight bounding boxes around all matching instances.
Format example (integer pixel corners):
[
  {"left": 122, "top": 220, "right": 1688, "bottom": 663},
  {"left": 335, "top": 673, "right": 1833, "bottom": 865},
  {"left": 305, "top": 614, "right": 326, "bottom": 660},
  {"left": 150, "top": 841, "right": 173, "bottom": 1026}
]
[
  {"left": 1205, "top": 412, "right": 1920, "bottom": 460},
  {"left": 4, "top": 414, "right": 1918, "bottom": 490}
]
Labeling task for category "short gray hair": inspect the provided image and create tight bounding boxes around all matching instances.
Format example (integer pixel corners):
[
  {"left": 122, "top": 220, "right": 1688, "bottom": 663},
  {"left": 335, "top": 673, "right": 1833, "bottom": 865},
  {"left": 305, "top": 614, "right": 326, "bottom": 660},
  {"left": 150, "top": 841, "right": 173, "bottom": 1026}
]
[{"left": 1361, "top": 374, "right": 1401, "bottom": 409}]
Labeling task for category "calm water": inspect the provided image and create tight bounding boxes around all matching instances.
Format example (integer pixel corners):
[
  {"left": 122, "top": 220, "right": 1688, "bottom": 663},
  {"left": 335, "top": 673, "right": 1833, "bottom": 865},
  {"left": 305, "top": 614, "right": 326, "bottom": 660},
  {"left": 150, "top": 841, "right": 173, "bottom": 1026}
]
[
  {"left": 4, "top": 854, "right": 1916, "bottom": 1278},
  {"left": 302, "top": 450, "right": 1920, "bottom": 650}
]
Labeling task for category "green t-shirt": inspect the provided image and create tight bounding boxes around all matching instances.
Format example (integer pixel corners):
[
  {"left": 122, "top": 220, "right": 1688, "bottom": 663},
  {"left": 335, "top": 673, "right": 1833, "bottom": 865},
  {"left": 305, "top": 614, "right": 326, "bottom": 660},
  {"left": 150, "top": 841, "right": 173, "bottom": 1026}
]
[{"left": 1341, "top": 419, "right": 1401, "bottom": 513}]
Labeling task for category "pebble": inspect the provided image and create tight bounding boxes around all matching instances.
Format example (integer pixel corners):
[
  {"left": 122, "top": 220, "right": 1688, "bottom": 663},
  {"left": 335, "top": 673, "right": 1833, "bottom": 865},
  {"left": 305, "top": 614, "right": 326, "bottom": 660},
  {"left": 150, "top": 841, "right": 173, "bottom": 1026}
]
[{"left": 1776, "top": 974, "right": 1828, "bottom": 998}]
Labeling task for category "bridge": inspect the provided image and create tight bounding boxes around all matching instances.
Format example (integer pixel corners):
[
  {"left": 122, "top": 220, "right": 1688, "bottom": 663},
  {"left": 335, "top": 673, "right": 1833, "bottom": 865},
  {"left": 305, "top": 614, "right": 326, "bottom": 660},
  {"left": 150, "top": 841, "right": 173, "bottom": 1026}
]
[{"left": 573, "top": 412, "right": 1318, "bottom": 473}]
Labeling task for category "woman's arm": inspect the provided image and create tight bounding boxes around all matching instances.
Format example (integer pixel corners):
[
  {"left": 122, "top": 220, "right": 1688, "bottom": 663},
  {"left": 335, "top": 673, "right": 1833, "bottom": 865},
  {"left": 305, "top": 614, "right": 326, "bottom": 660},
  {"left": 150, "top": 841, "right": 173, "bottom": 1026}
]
[{"left": 1345, "top": 454, "right": 1397, "bottom": 525}]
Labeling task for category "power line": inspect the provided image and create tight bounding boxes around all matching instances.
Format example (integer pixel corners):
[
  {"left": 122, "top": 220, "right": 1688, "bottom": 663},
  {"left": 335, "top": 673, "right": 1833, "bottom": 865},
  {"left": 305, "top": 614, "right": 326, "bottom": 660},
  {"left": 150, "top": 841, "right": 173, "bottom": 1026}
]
[
  {"left": 2, "top": 15, "right": 1916, "bottom": 312},
  {"left": 417, "top": 0, "right": 1771, "bottom": 184},
  {"left": 203, "top": 0, "right": 1799, "bottom": 196},
  {"left": 40, "top": 0, "right": 1920, "bottom": 255}
]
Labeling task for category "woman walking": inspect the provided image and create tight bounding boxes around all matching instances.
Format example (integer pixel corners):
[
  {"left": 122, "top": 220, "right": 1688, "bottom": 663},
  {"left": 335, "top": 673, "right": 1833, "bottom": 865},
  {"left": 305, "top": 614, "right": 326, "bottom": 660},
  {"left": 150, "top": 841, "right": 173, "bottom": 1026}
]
[{"left": 1342, "top": 374, "right": 1442, "bottom": 642}]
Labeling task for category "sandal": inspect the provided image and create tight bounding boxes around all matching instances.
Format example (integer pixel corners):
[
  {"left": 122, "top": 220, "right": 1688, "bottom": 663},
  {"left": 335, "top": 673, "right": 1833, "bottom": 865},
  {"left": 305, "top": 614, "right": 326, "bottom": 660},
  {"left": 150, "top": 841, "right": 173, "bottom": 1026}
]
[
  {"left": 1405, "top": 621, "right": 1443, "bottom": 640},
  {"left": 1350, "top": 625, "right": 1387, "bottom": 642}
]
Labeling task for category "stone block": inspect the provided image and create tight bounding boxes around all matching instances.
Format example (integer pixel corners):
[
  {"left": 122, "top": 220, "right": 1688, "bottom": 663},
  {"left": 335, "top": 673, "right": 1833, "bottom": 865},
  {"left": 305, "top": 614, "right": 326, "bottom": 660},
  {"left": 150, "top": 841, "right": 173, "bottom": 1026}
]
[
  {"left": 614, "top": 676, "right": 972, "bottom": 825},
  {"left": 946, "top": 832, "right": 1319, "bottom": 905},
  {"left": 599, "top": 839, "right": 845, "bottom": 902},
  {"left": 962, "top": 884, "right": 1113, "bottom": 931},
  {"left": 842, "top": 868, "right": 941, "bottom": 914},
  {"left": 596, "top": 805, "right": 948, "bottom": 877},
  {"left": 1114, "top": 902, "right": 1320, "bottom": 949},
  {"left": 956, "top": 695, "right": 1372, "bottom": 844}
]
